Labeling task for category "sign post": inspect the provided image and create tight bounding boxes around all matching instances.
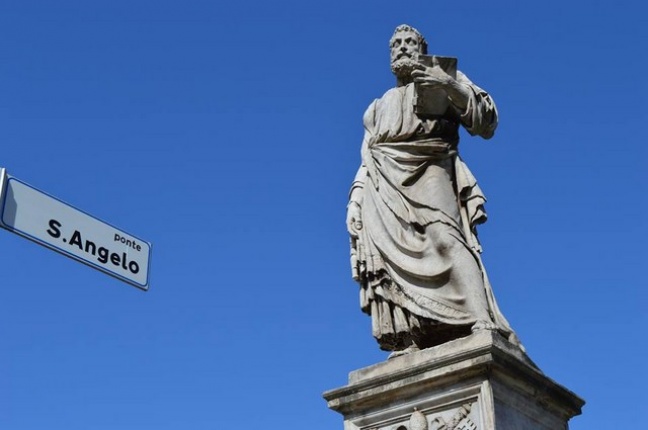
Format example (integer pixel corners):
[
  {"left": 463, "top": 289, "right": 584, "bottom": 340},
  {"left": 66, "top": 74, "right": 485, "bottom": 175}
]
[{"left": 0, "top": 168, "right": 151, "bottom": 290}]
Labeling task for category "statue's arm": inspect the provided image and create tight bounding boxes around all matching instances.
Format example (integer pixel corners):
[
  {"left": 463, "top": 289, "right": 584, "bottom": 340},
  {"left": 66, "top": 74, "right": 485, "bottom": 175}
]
[
  {"left": 349, "top": 164, "right": 366, "bottom": 204},
  {"left": 411, "top": 66, "right": 498, "bottom": 139},
  {"left": 348, "top": 105, "right": 376, "bottom": 238},
  {"left": 454, "top": 71, "right": 498, "bottom": 139}
]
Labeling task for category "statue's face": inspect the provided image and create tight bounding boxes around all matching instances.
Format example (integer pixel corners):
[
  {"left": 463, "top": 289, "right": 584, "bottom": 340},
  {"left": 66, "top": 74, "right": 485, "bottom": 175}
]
[{"left": 390, "top": 30, "right": 422, "bottom": 64}]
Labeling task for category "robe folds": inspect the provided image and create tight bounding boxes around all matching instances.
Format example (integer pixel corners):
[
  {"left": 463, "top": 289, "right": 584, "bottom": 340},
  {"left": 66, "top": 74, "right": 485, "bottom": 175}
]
[{"left": 350, "top": 74, "right": 515, "bottom": 350}]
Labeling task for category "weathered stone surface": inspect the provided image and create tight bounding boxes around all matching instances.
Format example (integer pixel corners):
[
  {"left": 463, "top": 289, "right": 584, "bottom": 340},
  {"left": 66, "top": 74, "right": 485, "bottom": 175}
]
[
  {"left": 323, "top": 331, "right": 584, "bottom": 430},
  {"left": 332, "top": 25, "right": 585, "bottom": 430},
  {"left": 346, "top": 24, "right": 520, "bottom": 353}
]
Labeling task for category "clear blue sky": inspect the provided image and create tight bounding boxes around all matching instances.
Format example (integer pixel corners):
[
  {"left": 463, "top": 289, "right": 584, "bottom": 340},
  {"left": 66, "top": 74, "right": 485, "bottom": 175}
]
[{"left": 0, "top": 1, "right": 645, "bottom": 429}]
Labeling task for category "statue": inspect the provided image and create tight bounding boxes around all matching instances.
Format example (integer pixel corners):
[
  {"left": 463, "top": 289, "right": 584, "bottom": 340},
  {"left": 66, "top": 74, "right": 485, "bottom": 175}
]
[{"left": 347, "top": 25, "right": 520, "bottom": 355}]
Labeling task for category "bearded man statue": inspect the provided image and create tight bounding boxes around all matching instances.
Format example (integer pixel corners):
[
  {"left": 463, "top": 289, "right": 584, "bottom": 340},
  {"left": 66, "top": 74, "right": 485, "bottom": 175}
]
[{"left": 346, "top": 24, "right": 521, "bottom": 355}]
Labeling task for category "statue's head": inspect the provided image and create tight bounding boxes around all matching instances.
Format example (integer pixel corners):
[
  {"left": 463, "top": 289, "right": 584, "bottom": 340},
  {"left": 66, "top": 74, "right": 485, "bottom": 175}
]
[{"left": 390, "top": 24, "right": 427, "bottom": 80}]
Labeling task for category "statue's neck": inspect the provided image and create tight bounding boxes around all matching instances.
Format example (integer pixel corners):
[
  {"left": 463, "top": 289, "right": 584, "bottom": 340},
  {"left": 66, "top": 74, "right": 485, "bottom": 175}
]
[{"left": 396, "top": 76, "right": 413, "bottom": 87}]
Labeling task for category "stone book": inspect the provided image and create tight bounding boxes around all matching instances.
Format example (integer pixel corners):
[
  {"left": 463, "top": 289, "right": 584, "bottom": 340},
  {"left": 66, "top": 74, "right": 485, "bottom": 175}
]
[{"left": 413, "top": 55, "right": 458, "bottom": 116}]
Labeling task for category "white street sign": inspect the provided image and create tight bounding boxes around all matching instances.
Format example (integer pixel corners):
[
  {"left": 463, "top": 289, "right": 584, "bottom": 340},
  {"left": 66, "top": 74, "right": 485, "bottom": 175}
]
[{"left": 0, "top": 170, "right": 151, "bottom": 290}]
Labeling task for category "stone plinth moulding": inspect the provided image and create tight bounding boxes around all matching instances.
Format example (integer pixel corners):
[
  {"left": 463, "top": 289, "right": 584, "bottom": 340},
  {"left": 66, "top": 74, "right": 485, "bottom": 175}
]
[{"left": 324, "top": 331, "right": 584, "bottom": 430}]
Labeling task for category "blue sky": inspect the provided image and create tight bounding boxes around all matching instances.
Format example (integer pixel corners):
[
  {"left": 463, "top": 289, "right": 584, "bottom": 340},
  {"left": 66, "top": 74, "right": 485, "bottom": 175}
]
[{"left": 0, "top": 1, "right": 646, "bottom": 428}]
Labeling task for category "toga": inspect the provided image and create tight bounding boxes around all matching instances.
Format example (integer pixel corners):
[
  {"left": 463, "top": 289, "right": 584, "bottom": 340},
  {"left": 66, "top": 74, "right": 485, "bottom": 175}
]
[{"left": 349, "top": 72, "right": 515, "bottom": 350}]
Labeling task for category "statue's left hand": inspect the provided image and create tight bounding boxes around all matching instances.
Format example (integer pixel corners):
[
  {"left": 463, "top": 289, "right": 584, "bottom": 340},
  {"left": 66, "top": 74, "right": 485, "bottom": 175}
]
[
  {"left": 347, "top": 202, "right": 363, "bottom": 238},
  {"left": 411, "top": 64, "right": 453, "bottom": 88}
]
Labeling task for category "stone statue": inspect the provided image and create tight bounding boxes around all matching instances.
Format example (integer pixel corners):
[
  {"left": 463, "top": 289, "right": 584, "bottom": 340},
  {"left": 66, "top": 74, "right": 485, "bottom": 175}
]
[{"left": 347, "top": 24, "right": 520, "bottom": 355}]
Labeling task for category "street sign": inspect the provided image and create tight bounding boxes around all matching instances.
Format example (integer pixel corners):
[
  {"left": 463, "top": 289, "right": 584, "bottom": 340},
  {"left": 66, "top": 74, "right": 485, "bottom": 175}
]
[{"left": 0, "top": 169, "right": 151, "bottom": 290}]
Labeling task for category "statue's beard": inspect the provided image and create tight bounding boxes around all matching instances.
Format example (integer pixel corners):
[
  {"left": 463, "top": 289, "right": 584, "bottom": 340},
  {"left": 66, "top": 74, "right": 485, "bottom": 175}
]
[{"left": 391, "top": 57, "right": 418, "bottom": 80}]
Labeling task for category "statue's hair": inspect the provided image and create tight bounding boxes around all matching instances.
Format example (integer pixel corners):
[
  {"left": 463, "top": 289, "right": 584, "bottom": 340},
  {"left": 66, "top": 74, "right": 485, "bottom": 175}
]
[{"left": 390, "top": 24, "right": 428, "bottom": 55}]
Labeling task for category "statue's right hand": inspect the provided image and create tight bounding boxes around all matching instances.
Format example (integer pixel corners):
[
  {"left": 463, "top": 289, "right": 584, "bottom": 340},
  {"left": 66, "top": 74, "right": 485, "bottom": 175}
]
[
  {"left": 411, "top": 63, "right": 452, "bottom": 89},
  {"left": 347, "top": 202, "right": 363, "bottom": 238}
]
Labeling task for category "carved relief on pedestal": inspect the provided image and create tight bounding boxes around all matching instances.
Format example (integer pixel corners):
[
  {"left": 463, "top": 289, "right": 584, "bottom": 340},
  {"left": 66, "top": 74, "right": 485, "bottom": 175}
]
[
  {"left": 409, "top": 409, "right": 428, "bottom": 430},
  {"left": 396, "top": 403, "right": 477, "bottom": 430}
]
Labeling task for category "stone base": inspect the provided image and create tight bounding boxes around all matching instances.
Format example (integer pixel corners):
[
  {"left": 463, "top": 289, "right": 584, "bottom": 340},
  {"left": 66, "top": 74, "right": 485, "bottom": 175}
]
[{"left": 323, "top": 331, "right": 584, "bottom": 430}]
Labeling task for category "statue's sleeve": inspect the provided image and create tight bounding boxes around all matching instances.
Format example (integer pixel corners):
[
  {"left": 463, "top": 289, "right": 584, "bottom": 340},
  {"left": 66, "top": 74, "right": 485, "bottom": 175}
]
[
  {"left": 349, "top": 163, "right": 367, "bottom": 206},
  {"left": 456, "top": 71, "right": 498, "bottom": 139},
  {"left": 349, "top": 99, "right": 379, "bottom": 206}
]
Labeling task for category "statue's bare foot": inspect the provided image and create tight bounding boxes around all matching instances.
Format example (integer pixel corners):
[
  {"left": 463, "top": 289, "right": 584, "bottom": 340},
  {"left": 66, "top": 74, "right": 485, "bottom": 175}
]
[
  {"left": 471, "top": 320, "right": 497, "bottom": 332},
  {"left": 388, "top": 343, "right": 420, "bottom": 360}
]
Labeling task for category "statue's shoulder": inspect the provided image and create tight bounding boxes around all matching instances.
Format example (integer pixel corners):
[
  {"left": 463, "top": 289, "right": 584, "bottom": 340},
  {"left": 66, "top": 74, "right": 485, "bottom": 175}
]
[
  {"left": 456, "top": 70, "right": 471, "bottom": 84},
  {"left": 363, "top": 86, "right": 403, "bottom": 127},
  {"left": 376, "top": 85, "right": 409, "bottom": 107},
  {"left": 363, "top": 98, "right": 378, "bottom": 127}
]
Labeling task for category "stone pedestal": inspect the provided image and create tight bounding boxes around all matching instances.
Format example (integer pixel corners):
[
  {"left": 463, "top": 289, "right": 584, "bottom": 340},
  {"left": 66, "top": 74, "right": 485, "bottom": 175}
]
[{"left": 323, "top": 331, "right": 584, "bottom": 430}]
